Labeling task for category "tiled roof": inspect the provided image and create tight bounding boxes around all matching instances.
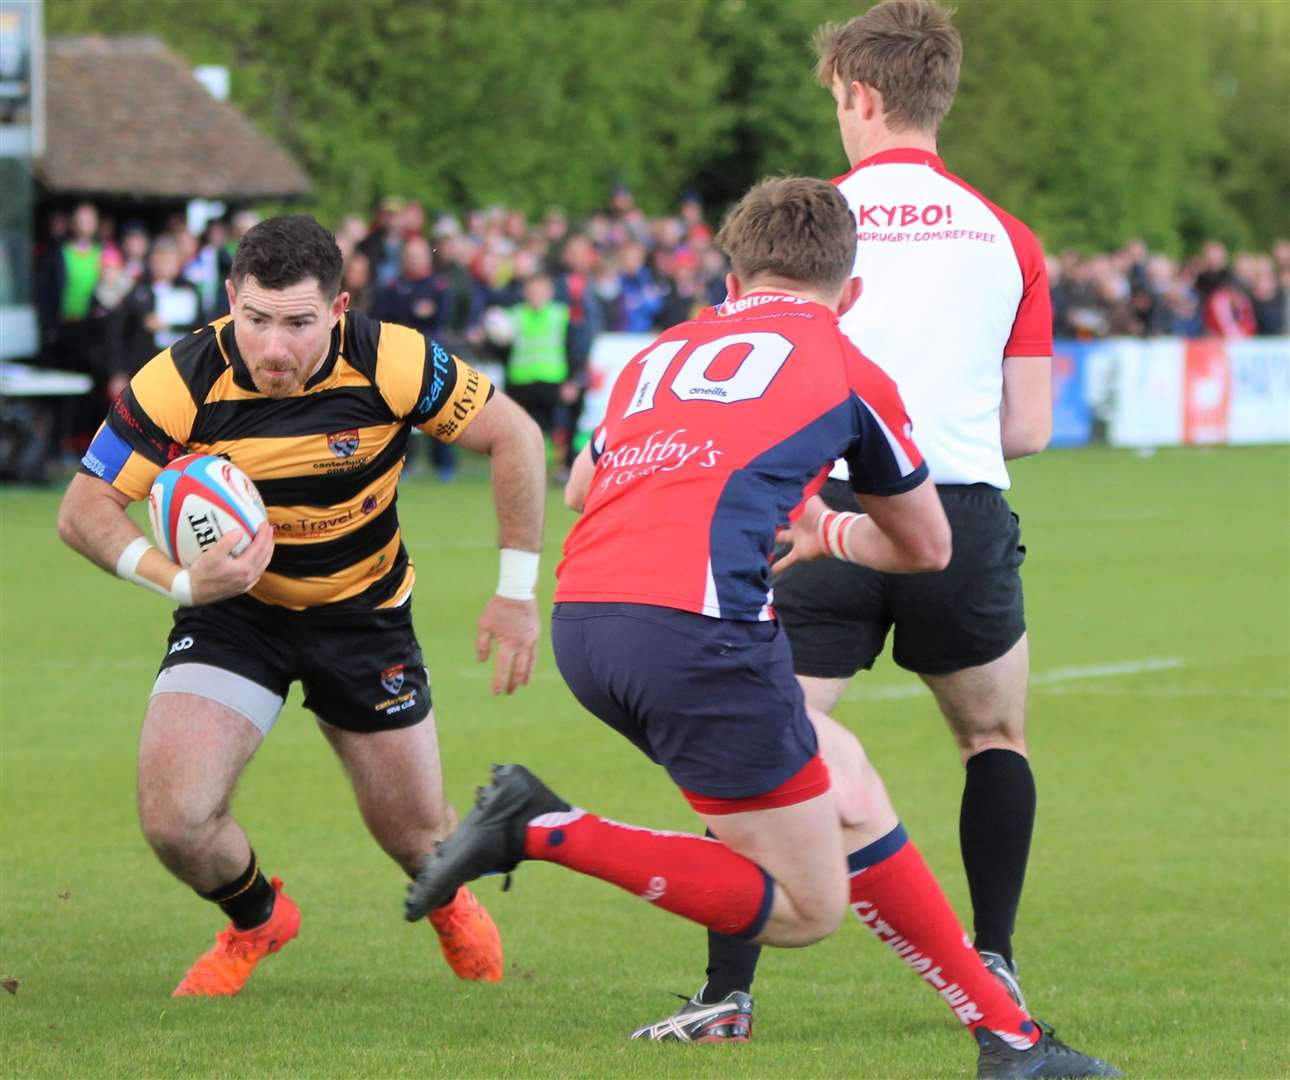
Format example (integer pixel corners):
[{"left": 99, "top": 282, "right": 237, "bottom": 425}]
[{"left": 38, "top": 35, "right": 311, "bottom": 199}]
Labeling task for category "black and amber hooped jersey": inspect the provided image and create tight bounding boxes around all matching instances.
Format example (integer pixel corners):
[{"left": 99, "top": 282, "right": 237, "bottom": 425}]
[{"left": 81, "top": 311, "right": 494, "bottom": 611}]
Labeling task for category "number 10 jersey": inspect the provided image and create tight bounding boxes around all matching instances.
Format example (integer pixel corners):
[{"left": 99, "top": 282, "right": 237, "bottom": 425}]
[{"left": 555, "top": 293, "right": 928, "bottom": 621}]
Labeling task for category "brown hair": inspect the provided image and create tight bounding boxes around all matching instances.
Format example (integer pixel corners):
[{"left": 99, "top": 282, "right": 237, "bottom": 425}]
[
  {"left": 716, "top": 177, "right": 856, "bottom": 291},
  {"left": 815, "top": 0, "right": 962, "bottom": 133},
  {"left": 230, "top": 214, "right": 344, "bottom": 298}
]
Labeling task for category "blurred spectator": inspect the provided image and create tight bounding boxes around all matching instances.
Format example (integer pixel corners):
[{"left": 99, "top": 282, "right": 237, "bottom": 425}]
[
  {"left": 359, "top": 197, "right": 407, "bottom": 286},
  {"left": 1201, "top": 270, "right": 1257, "bottom": 338},
  {"left": 186, "top": 220, "right": 229, "bottom": 319},
  {"left": 56, "top": 202, "right": 104, "bottom": 365},
  {"left": 373, "top": 235, "right": 443, "bottom": 334},
  {"left": 657, "top": 250, "right": 705, "bottom": 329},
  {"left": 341, "top": 251, "right": 375, "bottom": 315},
  {"left": 120, "top": 222, "right": 150, "bottom": 283},
  {"left": 1249, "top": 259, "right": 1286, "bottom": 336},
  {"left": 506, "top": 273, "right": 574, "bottom": 468},
  {"left": 617, "top": 241, "right": 662, "bottom": 332},
  {"left": 113, "top": 236, "right": 202, "bottom": 392}
]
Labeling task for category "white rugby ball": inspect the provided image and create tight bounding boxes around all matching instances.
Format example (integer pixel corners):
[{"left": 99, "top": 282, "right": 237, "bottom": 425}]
[{"left": 148, "top": 453, "right": 268, "bottom": 567}]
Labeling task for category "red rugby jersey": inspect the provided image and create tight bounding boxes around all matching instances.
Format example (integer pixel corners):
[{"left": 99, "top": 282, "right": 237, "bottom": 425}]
[{"left": 555, "top": 293, "right": 927, "bottom": 621}]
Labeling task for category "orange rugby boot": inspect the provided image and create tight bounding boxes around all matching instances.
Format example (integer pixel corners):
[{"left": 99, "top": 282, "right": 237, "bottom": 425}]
[
  {"left": 172, "top": 877, "right": 301, "bottom": 997},
  {"left": 427, "top": 885, "right": 503, "bottom": 982}
]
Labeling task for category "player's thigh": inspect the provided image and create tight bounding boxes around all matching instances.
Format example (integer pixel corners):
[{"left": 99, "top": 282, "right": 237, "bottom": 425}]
[
  {"left": 888, "top": 484, "right": 1026, "bottom": 676},
  {"left": 143, "top": 599, "right": 291, "bottom": 821},
  {"left": 921, "top": 633, "right": 1030, "bottom": 756},
  {"left": 702, "top": 793, "right": 847, "bottom": 944},
  {"left": 296, "top": 601, "right": 433, "bottom": 733},
  {"left": 554, "top": 603, "right": 821, "bottom": 803},
  {"left": 797, "top": 674, "right": 851, "bottom": 714},
  {"left": 807, "top": 705, "right": 898, "bottom": 835},
  {"left": 774, "top": 480, "right": 892, "bottom": 680},
  {"left": 138, "top": 692, "right": 266, "bottom": 826},
  {"left": 318, "top": 708, "right": 451, "bottom": 828}
]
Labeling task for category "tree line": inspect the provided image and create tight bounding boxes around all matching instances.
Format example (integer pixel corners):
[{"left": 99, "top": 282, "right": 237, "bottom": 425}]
[{"left": 49, "top": 0, "right": 1289, "bottom": 253}]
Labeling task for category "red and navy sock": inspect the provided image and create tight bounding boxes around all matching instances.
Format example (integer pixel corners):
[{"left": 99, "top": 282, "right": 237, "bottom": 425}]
[
  {"left": 848, "top": 824, "right": 1039, "bottom": 1049},
  {"left": 524, "top": 809, "right": 774, "bottom": 939}
]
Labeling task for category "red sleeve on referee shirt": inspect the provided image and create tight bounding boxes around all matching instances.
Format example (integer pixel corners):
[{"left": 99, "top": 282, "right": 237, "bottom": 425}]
[{"left": 996, "top": 209, "right": 1053, "bottom": 357}]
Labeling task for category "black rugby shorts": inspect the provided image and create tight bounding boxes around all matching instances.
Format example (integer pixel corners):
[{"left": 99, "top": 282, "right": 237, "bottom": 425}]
[
  {"left": 157, "top": 592, "right": 432, "bottom": 732},
  {"left": 774, "top": 478, "right": 1027, "bottom": 677}
]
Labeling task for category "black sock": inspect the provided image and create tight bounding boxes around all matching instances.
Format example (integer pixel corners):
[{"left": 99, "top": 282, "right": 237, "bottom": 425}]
[
  {"left": 960, "top": 748, "right": 1036, "bottom": 964},
  {"left": 704, "top": 930, "right": 762, "bottom": 1002},
  {"left": 699, "top": 829, "right": 763, "bottom": 1002},
  {"left": 199, "top": 852, "right": 276, "bottom": 930}
]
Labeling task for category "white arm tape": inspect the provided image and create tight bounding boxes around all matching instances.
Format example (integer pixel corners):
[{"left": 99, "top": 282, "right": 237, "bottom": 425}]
[
  {"left": 496, "top": 548, "right": 539, "bottom": 601},
  {"left": 115, "top": 536, "right": 194, "bottom": 606}
]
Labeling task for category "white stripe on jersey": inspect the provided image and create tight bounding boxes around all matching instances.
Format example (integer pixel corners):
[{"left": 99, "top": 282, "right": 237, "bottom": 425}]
[{"left": 860, "top": 397, "right": 917, "bottom": 476}]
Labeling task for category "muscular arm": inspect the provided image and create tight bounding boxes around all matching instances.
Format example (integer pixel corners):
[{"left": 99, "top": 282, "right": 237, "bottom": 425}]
[
  {"left": 450, "top": 390, "right": 547, "bottom": 693},
  {"left": 1000, "top": 355, "right": 1052, "bottom": 460},
  {"left": 58, "top": 472, "right": 168, "bottom": 577},
  {"left": 56, "top": 472, "right": 272, "bottom": 605},
  {"left": 776, "top": 481, "right": 951, "bottom": 575},
  {"left": 453, "top": 390, "right": 546, "bottom": 552},
  {"left": 564, "top": 444, "right": 595, "bottom": 512}
]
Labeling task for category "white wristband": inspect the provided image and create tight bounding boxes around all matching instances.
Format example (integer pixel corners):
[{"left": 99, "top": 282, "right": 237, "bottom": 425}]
[
  {"left": 115, "top": 536, "right": 194, "bottom": 605},
  {"left": 496, "top": 548, "right": 539, "bottom": 601}
]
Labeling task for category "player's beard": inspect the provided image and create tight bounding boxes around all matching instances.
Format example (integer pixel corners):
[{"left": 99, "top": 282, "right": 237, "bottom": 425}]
[{"left": 250, "top": 345, "right": 327, "bottom": 398}]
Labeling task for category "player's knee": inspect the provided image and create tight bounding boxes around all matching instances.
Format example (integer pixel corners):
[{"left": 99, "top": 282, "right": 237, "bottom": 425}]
[
  {"left": 137, "top": 790, "right": 222, "bottom": 859},
  {"left": 953, "top": 720, "right": 1026, "bottom": 759},
  {"left": 785, "top": 871, "right": 849, "bottom": 946}
]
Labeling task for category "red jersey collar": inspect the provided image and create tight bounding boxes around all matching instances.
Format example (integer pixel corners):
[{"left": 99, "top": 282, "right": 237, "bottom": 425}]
[
  {"left": 713, "top": 291, "right": 836, "bottom": 322},
  {"left": 833, "top": 147, "right": 944, "bottom": 185}
]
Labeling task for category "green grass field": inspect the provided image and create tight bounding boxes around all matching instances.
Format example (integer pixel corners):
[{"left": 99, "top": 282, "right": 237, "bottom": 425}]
[{"left": 2, "top": 445, "right": 1288, "bottom": 1079}]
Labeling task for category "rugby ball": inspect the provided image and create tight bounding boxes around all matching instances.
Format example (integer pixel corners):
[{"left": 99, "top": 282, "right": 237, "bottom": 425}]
[{"left": 148, "top": 454, "right": 268, "bottom": 566}]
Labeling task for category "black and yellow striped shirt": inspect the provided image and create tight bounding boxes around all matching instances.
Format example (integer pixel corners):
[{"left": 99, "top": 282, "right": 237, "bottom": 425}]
[{"left": 83, "top": 311, "right": 494, "bottom": 610}]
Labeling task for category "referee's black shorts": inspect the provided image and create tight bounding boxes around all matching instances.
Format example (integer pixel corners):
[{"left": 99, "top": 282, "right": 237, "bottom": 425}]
[{"left": 774, "top": 478, "right": 1027, "bottom": 678}]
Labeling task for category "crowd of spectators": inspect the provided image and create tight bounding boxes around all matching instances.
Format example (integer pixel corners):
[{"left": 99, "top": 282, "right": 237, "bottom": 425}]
[
  {"left": 1050, "top": 239, "right": 1289, "bottom": 340},
  {"left": 28, "top": 189, "right": 1290, "bottom": 473}
]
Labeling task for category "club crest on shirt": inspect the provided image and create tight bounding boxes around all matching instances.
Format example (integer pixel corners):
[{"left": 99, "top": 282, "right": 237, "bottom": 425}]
[
  {"left": 327, "top": 429, "right": 360, "bottom": 458},
  {"left": 380, "top": 664, "right": 405, "bottom": 695}
]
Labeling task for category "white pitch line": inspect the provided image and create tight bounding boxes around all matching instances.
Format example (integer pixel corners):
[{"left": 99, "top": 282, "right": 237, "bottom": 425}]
[{"left": 851, "top": 656, "right": 1184, "bottom": 702}]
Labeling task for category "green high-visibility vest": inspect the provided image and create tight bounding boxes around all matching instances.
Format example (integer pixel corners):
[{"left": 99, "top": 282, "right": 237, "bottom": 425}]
[
  {"left": 61, "top": 243, "right": 103, "bottom": 321},
  {"left": 508, "top": 302, "right": 570, "bottom": 385}
]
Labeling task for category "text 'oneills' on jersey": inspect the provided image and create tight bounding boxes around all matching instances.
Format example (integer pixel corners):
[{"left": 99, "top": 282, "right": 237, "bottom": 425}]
[{"left": 80, "top": 311, "right": 494, "bottom": 610}]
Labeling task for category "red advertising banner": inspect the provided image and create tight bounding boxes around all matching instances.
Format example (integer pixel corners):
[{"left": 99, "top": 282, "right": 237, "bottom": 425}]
[{"left": 1182, "top": 340, "right": 1231, "bottom": 445}]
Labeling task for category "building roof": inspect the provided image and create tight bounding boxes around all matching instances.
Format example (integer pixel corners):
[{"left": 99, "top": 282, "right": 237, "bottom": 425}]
[{"left": 37, "top": 36, "right": 311, "bottom": 201}]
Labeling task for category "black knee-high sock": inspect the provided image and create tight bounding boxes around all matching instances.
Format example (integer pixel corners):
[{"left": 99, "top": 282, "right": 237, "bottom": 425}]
[
  {"left": 700, "top": 829, "right": 763, "bottom": 1001},
  {"left": 704, "top": 930, "right": 763, "bottom": 1002},
  {"left": 959, "top": 749, "right": 1035, "bottom": 964},
  {"left": 198, "top": 852, "right": 276, "bottom": 930}
]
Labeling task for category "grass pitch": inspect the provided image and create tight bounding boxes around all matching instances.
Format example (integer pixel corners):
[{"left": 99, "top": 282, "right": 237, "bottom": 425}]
[{"left": 2, "top": 444, "right": 1288, "bottom": 1078}]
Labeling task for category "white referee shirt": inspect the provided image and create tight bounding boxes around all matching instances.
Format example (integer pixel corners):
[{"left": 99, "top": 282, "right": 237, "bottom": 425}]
[{"left": 829, "top": 148, "right": 1051, "bottom": 490}]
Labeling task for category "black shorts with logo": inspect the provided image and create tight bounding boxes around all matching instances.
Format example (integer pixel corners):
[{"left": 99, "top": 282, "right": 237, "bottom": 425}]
[
  {"left": 157, "top": 592, "right": 432, "bottom": 732},
  {"left": 774, "top": 478, "right": 1027, "bottom": 678}
]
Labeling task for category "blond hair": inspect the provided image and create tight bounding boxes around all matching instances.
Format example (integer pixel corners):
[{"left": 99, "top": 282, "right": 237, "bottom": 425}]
[
  {"left": 716, "top": 177, "right": 857, "bottom": 291},
  {"left": 815, "top": 0, "right": 962, "bottom": 133}
]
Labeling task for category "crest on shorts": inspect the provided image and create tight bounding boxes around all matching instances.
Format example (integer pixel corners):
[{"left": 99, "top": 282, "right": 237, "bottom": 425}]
[
  {"left": 327, "top": 429, "right": 360, "bottom": 458},
  {"left": 380, "top": 664, "right": 405, "bottom": 695}
]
